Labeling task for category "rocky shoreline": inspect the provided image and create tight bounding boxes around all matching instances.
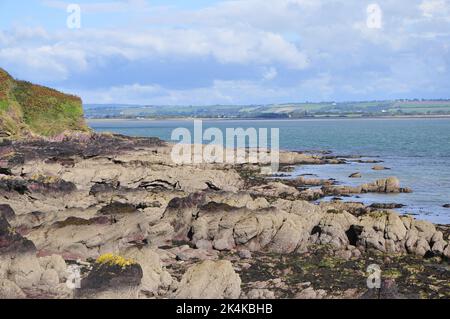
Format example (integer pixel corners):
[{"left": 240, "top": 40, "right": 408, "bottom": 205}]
[{"left": 0, "top": 133, "right": 449, "bottom": 299}]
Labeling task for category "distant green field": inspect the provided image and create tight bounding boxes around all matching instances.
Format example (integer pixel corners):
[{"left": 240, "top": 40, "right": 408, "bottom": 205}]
[{"left": 84, "top": 100, "right": 450, "bottom": 119}]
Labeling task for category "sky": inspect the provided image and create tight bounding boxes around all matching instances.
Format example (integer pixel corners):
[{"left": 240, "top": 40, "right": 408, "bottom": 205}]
[{"left": 0, "top": 0, "right": 449, "bottom": 105}]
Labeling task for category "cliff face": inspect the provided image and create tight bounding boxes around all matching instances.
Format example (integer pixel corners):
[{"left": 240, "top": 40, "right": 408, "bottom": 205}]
[{"left": 0, "top": 68, "right": 89, "bottom": 138}]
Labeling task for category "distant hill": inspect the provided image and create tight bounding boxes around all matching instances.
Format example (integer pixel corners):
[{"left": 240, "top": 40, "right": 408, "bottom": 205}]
[
  {"left": 0, "top": 68, "right": 89, "bottom": 138},
  {"left": 84, "top": 99, "right": 450, "bottom": 120}
]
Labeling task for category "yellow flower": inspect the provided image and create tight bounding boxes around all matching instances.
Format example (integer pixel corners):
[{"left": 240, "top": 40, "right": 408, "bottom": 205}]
[{"left": 96, "top": 253, "right": 136, "bottom": 268}]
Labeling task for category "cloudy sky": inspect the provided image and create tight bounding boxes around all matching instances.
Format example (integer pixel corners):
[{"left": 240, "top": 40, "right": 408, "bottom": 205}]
[{"left": 0, "top": 0, "right": 449, "bottom": 105}]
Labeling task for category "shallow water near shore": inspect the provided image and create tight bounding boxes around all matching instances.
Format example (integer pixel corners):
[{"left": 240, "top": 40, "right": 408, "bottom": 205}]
[{"left": 88, "top": 118, "right": 450, "bottom": 224}]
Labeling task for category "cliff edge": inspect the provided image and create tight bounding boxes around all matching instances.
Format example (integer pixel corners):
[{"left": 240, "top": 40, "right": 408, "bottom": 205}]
[{"left": 0, "top": 68, "right": 89, "bottom": 138}]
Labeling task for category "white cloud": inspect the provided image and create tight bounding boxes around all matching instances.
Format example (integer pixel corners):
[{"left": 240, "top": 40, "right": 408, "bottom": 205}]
[
  {"left": 0, "top": 42, "right": 88, "bottom": 81},
  {"left": 262, "top": 67, "right": 278, "bottom": 81},
  {"left": 2, "top": 0, "right": 450, "bottom": 103},
  {"left": 0, "top": 25, "right": 309, "bottom": 82},
  {"left": 419, "top": 0, "right": 450, "bottom": 18}
]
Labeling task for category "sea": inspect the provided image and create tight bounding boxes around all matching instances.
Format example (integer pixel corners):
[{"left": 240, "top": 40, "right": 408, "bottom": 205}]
[{"left": 88, "top": 118, "right": 450, "bottom": 224}]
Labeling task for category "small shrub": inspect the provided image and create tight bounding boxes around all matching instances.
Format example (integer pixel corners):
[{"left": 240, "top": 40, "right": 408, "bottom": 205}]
[{"left": 96, "top": 253, "right": 136, "bottom": 268}]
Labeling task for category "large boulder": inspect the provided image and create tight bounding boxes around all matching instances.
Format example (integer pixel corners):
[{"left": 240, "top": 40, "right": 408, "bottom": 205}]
[
  {"left": 309, "top": 210, "right": 359, "bottom": 248},
  {"left": 76, "top": 254, "right": 143, "bottom": 299},
  {"left": 191, "top": 203, "right": 315, "bottom": 253},
  {"left": 174, "top": 260, "right": 241, "bottom": 299},
  {"left": 356, "top": 211, "right": 446, "bottom": 257},
  {"left": 120, "top": 246, "right": 173, "bottom": 297}
]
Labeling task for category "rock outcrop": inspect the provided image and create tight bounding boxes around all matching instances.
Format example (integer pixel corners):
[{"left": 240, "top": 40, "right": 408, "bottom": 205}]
[
  {"left": 0, "top": 134, "right": 448, "bottom": 299},
  {"left": 322, "top": 177, "right": 412, "bottom": 195}
]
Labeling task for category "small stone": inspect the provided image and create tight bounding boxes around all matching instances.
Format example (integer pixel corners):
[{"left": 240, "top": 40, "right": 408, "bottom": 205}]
[
  {"left": 240, "top": 263, "right": 252, "bottom": 270},
  {"left": 295, "top": 287, "right": 327, "bottom": 299},
  {"left": 335, "top": 250, "right": 352, "bottom": 260},
  {"left": 237, "top": 249, "right": 252, "bottom": 259},
  {"left": 195, "top": 239, "right": 213, "bottom": 250},
  {"left": 282, "top": 267, "right": 293, "bottom": 276},
  {"left": 246, "top": 289, "right": 275, "bottom": 299},
  {"left": 351, "top": 249, "right": 362, "bottom": 258}
]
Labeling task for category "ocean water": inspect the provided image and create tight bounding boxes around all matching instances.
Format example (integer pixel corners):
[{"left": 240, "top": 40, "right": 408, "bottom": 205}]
[{"left": 88, "top": 118, "right": 450, "bottom": 224}]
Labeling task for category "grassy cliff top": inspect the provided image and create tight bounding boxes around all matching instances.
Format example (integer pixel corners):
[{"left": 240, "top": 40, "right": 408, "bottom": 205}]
[{"left": 0, "top": 68, "right": 89, "bottom": 138}]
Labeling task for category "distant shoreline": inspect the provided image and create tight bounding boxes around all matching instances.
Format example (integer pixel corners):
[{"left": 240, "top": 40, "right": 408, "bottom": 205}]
[{"left": 86, "top": 114, "right": 450, "bottom": 122}]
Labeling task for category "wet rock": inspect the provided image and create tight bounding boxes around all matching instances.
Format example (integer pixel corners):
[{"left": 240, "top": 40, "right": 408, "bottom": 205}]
[
  {"left": 174, "top": 260, "right": 241, "bottom": 299},
  {"left": 4, "top": 134, "right": 165, "bottom": 166},
  {"left": 0, "top": 204, "right": 15, "bottom": 221},
  {"left": 89, "top": 182, "right": 120, "bottom": 196},
  {"left": 0, "top": 213, "right": 36, "bottom": 255},
  {"left": 52, "top": 216, "right": 111, "bottom": 228},
  {"left": 298, "top": 188, "right": 324, "bottom": 201},
  {"left": 292, "top": 176, "right": 334, "bottom": 186},
  {"left": 28, "top": 176, "right": 77, "bottom": 195},
  {"left": 320, "top": 201, "right": 368, "bottom": 217},
  {"left": 372, "top": 165, "right": 390, "bottom": 171},
  {"left": 98, "top": 202, "right": 138, "bottom": 216},
  {"left": 443, "top": 244, "right": 450, "bottom": 259},
  {"left": 351, "top": 159, "right": 383, "bottom": 164},
  {"left": 443, "top": 204, "right": 450, "bottom": 208},
  {"left": 279, "top": 166, "right": 295, "bottom": 173},
  {"left": 0, "top": 178, "right": 29, "bottom": 194},
  {"left": 322, "top": 177, "right": 410, "bottom": 195},
  {"left": 369, "top": 203, "right": 405, "bottom": 210},
  {"left": 0, "top": 167, "right": 13, "bottom": 176},
  {"left": 349, "top": 172, "right": 361, "bottom": 178},
  {"left": 361, "top": 279, "right": 405, "bottom": 299}
]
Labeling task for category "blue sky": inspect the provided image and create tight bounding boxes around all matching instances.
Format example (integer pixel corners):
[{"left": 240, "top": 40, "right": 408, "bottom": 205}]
[{"left": 1, "top": 0, "right": 450, "bottom": 105}]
